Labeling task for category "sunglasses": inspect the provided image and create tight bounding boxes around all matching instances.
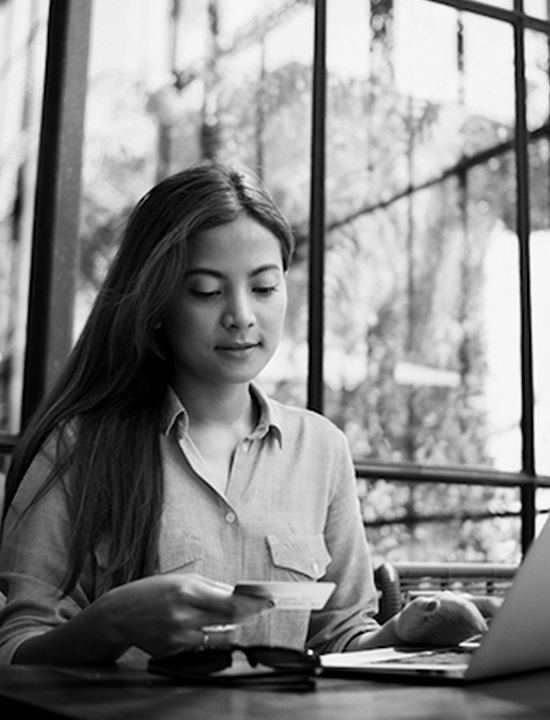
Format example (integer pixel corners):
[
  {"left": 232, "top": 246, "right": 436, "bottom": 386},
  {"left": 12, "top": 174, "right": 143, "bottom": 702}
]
[{"left": 149, "top": 644, "right": 320, "bottom": 680}]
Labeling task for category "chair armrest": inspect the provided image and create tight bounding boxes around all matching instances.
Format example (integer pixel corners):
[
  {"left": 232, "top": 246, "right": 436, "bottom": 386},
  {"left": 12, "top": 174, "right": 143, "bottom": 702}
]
[{"left": 373, "top": 562, "right": 402, "bottom": 622}]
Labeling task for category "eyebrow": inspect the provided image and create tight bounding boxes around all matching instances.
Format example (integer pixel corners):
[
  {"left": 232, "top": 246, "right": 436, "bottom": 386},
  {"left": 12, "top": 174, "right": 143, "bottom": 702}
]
[{"left": 184, "top": 264, "right": 283, "bottom": 279}]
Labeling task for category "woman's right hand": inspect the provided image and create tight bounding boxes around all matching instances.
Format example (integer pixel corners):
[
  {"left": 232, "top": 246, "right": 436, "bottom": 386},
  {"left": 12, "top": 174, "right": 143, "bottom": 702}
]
[
  {"left": 97, "top": 573, "right": 272, "bottom": 658},
  {"left": 394, "top": 592, "right": 502, "bottom": 647}
]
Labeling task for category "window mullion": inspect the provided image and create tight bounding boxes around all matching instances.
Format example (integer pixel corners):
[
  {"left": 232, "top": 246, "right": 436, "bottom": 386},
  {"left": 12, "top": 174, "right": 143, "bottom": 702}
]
[
  {"left": 307, "top": 0, "right": 327, "bottom": 414},
  {"left": 513, "top": 9, "right": 536, "bottom": 552},
  {"left": 21, "top": 0, "right": 91, "bottom": 426}
]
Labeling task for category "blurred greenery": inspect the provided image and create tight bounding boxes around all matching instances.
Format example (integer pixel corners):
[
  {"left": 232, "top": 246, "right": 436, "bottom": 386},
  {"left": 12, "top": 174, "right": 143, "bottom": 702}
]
[{"left": 76, "top": 1, "right": 550, "bottom": 566}]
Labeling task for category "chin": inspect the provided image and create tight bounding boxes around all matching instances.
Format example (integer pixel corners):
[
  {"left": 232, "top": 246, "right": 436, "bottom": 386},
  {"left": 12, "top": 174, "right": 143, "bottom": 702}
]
[{"left": 219, "top": 365, "right": 270, "bottom": 386}]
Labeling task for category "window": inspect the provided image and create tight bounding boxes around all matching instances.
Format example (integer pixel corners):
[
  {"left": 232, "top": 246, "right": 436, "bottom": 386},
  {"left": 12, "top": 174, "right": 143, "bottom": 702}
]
[
  {"left": 0, "top": 0, "right": 49, "bottom": 456},
  {"left": 1, "top": 0, "right": 549, "bottom": 562}
]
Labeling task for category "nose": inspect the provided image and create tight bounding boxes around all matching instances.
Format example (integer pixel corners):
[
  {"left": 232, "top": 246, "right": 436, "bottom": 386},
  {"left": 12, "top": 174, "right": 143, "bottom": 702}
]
[{"left": 222, "top": 289, "right": 256, "bottom": 330}]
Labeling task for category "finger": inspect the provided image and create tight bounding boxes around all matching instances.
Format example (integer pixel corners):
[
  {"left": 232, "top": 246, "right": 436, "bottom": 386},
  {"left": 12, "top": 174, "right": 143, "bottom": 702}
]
[
  {"left": 232, "top": 594, "right": 275, "bottom": 623},
  {"left": 436, "top": 595, "right": 489, "bottom": 631},
  {"left": 185, "top": 607, "right": 240, "bottom": 631},
  {"left": 181, "top": 627, "right": 208, "bottom": 649},
  {"left": 197, "top": 576, "right": 235, "bottom": 593},
  {"left": 396, "top": 594, "right": 488, "bottom": 646},
  {"left": 432, "top": 600, "right": 488, "bottom": 639},
  {"left": 201, "top": 624, "right": 237, "bottom": 647},
  {"left": 412, "top": 596, "right": 441, "bottom": 615},
  {"left": 140, "top": 626, "right": 206, "bottom": 657},
  {"left": 178, "top": 576, "right": 235, "bottom": 614},
  {"left": 469, "top": 595, "right": 503, "bottom": 617},
  {"left": 443, "top": 592, "right": 503, "bottom": 618}
]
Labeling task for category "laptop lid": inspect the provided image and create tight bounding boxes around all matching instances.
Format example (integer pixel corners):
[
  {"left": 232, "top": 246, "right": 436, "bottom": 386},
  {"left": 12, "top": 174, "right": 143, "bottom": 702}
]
[
  {"left": 465, "top": 513, "right": 550, "bottom": 681},
  {"left": 322, "top": 515, "right": 550, "bottom": 683}
]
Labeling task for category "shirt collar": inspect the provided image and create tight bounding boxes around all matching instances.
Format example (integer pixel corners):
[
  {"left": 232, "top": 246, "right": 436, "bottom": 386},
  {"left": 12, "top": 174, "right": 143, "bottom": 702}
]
[
  {"left": 162, "top": 383, "right": 283, "bottom": 447},
  {"left": 163, "top": 387, "right": 189, "bottom": 438}
]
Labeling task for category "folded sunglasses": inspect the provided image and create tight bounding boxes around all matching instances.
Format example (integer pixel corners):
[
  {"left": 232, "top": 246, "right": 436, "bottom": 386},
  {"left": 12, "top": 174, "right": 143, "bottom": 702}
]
[{"left": 148, "top": 644, "right": 320, "bottom": 684}]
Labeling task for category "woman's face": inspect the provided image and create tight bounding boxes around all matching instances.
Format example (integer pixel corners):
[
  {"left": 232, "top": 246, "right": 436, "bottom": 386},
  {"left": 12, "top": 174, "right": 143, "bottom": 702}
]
[{"left": 163, "top": 215, "right": 288, "bottom": 396}]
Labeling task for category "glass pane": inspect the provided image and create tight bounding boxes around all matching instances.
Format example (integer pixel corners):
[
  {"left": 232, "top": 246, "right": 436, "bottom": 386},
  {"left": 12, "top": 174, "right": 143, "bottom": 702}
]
[
  {"left": 524, "top": 0, "right": 549, "bottom": 19},
  {"left": 527, "top": 34, "right": 550, "bottom": 479},
  {"left": 526, "top": 28, "right": 550, "bottom": 478},
  {"left": 79, "top": 0, "right": 170, "bottom": 333},
  {"left": 525, "top": 28, "right": 550, "bottom": 132},
  {"left": 478, "top": 154, "right": 521, "bottom": 472},
  {"left": 393, "top": 2, "right": 515, "bottom": 155},
  {"left": 361, "top": 479, "right": 521, "bottom": 563},
  {"left": 81, "top": 0, "right": 315, "bottom": 406},
  {"left": 460, "top": 12, "right": 515, "bottom": 133},
  {"left": 326, "top": 0, "right": 520, "bottom": 470},
  {"left": 0, "top": 0, "right": 49, "bottom": 434},
  {"left": 531, "top": 223, "right": 550, "bottom": 478}
]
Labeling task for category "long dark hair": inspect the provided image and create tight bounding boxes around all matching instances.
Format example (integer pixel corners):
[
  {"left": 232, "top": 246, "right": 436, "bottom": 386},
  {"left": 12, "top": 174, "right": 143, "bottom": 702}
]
[{"left": 3, "top": 162, "right": 294, "bottom": 593}]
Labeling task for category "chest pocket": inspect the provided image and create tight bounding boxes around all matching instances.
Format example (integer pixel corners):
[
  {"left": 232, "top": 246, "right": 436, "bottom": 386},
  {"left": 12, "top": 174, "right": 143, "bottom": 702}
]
[
  {"left": 158, "top": 531, "right": 203, "bottom": 574},
  {"left": 266, "top": 534, "right": 331, "bottom": 581},
  {"left": 93, "top": 533, "right": 204, "bottom": 580}
]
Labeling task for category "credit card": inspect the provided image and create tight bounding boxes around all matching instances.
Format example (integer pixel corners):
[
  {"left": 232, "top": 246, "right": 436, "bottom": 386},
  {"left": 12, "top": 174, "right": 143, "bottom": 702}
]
[{"left": 233, "top": 581, "right": 336, "bottom": 610}]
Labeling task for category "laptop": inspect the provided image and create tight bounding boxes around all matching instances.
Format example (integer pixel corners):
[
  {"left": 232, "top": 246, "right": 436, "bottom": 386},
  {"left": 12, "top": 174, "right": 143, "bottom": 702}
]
[{"left": 321, "top": 515, "right": 550, "bottom": 683}]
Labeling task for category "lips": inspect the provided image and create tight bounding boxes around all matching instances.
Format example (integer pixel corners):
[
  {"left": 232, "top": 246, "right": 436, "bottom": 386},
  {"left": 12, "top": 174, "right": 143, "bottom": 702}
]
[{"left": 217, "top": 342, "right": 260, "bottom": 351}]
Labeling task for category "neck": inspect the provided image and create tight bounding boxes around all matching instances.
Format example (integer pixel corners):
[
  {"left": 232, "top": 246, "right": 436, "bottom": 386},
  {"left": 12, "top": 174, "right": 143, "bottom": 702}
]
[{"left": 173, "top": 379, "right": 256, "bottom": 431}]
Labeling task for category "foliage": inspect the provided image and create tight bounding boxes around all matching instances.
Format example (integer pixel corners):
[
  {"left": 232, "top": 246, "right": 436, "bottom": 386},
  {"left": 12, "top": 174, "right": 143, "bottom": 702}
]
[{"left": 76, "top": 5, "right": 546, "bottom": 564}]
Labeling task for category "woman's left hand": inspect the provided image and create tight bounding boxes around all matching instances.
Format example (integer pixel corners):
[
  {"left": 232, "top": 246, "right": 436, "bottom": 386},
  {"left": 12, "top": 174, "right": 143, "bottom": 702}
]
[{"left": 394, "top": 592, "right": 502, "bottom": 647}]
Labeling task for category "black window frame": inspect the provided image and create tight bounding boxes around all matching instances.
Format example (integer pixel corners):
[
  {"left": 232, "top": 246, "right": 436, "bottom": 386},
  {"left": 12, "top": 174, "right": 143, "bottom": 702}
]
[
  {"left": 308, "top": 0, "right": 550, "bottom": 554},
  {"left": 1, "top": 0, "right": 549, "bottom": 556}
]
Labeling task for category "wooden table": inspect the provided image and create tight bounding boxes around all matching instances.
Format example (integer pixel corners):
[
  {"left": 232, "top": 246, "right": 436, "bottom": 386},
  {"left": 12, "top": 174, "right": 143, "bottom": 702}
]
[{"left": 1, "top": 664, "right": 550, "bottom": 720}]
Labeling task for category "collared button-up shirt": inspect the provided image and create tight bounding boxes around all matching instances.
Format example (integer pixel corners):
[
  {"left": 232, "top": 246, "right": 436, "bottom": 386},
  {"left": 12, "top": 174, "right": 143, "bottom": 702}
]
[{"left": 0, "top": 384, "right": 379, "bottom": 665}]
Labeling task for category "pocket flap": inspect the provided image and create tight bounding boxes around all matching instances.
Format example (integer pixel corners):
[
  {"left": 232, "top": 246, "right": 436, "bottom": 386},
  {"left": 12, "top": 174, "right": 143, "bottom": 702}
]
[
  {"left": 159, "top": 531, "right": 203, "bottom": 574},
  {"left": 267, "top": 534, "right": 331, "bottom": 580}
]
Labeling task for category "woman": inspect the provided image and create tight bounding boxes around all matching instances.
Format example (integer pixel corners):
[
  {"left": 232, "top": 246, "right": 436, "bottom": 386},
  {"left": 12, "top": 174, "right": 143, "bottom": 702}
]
[{"left": 0, "top": 163, "right": 492, "bottom": 665}]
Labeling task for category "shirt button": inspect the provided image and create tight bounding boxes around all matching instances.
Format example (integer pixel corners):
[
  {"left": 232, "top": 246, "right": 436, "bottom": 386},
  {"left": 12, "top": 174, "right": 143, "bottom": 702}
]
[{"left": 225, "top": 511, "right": 236, "bottom": 524}]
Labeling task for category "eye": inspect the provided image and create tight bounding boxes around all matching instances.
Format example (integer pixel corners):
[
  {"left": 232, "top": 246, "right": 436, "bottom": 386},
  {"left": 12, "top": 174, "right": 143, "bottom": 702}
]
[
  {"left": 253, "top": 285, "right": 278, "bottom": 296},
  {"left": 191, "top": 290, "right": 221, "bottom": 297},
  {"left": 191, "top": 289, "right": 221, "bottom": 299},
  {"left": 187, "top": 279, "right": 223, "bottom": 299}
]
